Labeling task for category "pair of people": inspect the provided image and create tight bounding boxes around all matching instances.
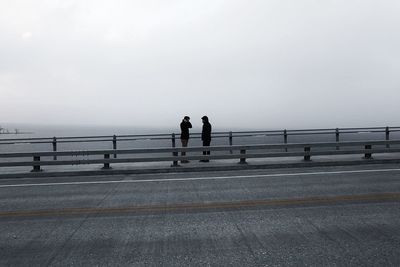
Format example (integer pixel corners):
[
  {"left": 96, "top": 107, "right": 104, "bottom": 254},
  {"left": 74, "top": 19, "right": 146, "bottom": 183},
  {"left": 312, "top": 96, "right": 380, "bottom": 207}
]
[{"left": 180, "top": 115, "right": 212, "bottom": 163}]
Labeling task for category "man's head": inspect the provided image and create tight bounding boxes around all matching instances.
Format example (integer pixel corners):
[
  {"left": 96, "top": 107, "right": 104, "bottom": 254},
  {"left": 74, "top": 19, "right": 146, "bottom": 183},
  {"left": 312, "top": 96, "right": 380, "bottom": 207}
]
[
  {"left": 184, "top": 116, "right": 190, "bottom": 122},
  {"left": 201, "top": 116, "right": 209, "bottom": 123}
]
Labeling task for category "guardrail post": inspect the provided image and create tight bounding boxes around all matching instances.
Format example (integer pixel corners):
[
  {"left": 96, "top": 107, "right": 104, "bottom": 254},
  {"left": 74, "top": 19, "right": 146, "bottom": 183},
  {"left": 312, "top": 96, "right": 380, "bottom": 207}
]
[
  {"left": 304, "top": 146, "right": 311, "bottom": 161},
  {"left": 31, "top": 155, "right": 42, "bottom": 172},
  {"left": 386, "top": 126, "right": 390, "bottom": 149},
  {"left": 229, "top": 131, "right": 233, "bottom": 154},
  {"left": 52, "top": 137, "right": 57, "bottom": 160},
  {"left": 335, "top": 128, "right": 340, "bottom": 150},
  {"left": 102, "top": 154, "right": 111, "bottom": 169},
  {"left": 171, "top": 133, "right": 176, "bottom": 148},
  {"left": 284, "top": 129, "right": 288, "bottom": 152},
  {"left": 239, "top": 149, "right": 247, "bottom": 164},
  {"left": 171, "top": 133, "right": 179, "bottom": 167},
  {"left": 364, "top": 145, "right": 372, "bottom": 159},
  {"left": 113, "top": 135, "right": 117, "bottom": 158}
]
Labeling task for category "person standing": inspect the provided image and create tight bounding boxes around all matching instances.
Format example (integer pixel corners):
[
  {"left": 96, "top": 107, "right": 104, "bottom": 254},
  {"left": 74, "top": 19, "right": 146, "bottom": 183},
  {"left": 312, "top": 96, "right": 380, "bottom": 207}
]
[
  {"left": 180, "top": 116, "right": 192, "bottom": 163},
  {"left": 200, "top": 116, "right": 212, "bottom": 162}
]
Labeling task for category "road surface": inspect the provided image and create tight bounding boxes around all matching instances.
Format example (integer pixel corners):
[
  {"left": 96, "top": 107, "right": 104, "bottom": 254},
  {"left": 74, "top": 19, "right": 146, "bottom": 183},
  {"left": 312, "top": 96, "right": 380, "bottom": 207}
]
[{"left": 1, "top": 164, "right": 400, "bottom": 266}]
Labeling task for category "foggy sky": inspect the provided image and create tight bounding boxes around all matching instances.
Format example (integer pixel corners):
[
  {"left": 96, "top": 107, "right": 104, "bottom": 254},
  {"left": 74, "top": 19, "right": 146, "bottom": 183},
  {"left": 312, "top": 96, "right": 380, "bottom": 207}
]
[{"left": 1, "top": 0, "right": 399, "bottom": 130}]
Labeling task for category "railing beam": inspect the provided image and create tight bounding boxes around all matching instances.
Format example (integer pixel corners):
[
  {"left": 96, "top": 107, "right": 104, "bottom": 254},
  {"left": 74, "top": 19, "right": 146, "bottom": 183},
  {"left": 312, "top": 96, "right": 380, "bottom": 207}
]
[{"left": 3, "top": 139, "right": 400, "bottom": 171}]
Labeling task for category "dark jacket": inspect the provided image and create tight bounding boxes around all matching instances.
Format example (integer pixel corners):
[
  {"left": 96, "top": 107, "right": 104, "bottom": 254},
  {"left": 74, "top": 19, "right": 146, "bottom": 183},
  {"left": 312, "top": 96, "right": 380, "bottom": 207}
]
[
  {"left": 201, "top": 121, "right": 212, "bottom": 141},
  {"left": 180, "top": 121, "right": 192, "bottom": 140}
]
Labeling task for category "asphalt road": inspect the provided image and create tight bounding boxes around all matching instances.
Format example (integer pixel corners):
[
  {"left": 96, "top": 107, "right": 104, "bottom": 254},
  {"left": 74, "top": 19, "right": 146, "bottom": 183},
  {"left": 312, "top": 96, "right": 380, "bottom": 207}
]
[{"left": 1, "top": 164, "right": 400, "bottom": 266}]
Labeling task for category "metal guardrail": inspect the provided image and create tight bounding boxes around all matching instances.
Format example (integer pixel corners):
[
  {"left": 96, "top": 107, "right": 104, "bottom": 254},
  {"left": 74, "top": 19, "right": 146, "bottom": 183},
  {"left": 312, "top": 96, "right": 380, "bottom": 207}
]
[
  {"left": 1, "top": 126, "right": 400, "bottom": 156},
  {"left": 1, "top": 139, "right": 400, "bottom": 172}
]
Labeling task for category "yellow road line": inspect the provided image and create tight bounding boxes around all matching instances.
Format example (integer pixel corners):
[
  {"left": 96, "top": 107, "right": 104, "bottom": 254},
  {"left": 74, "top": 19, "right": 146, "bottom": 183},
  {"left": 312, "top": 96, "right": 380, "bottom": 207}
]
[{"left": 1, "top": 193, "right": 399, "bottom": 218}]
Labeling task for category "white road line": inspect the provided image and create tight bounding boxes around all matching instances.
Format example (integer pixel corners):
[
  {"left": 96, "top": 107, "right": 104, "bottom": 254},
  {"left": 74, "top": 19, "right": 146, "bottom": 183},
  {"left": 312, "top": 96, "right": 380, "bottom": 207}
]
[{"left": 0, "top": 168, "right": 400, "bottom": 188}]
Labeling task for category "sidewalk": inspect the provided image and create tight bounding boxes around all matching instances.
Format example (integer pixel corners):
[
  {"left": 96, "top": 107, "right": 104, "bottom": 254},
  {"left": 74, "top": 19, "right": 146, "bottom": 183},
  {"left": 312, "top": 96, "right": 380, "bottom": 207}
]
[{"left": 1, "top": 152, "right": 400, "bottom": 179}]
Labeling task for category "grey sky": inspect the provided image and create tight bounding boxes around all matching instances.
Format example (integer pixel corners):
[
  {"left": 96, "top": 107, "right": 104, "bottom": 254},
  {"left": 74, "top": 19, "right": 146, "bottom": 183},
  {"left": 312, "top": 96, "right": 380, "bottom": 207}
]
[{"left": 1, "top": 0, "right": 399, "bottom": 129}]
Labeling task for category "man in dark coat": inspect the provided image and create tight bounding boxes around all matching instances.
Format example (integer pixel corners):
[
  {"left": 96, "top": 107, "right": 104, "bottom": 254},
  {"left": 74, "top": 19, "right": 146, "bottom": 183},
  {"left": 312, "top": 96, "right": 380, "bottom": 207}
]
[
  {"left": 180, "top": 116, "right": 192, "bottom": 163},
  {"left": 200, "top": 116, "right": 212, "bottom": 162}
]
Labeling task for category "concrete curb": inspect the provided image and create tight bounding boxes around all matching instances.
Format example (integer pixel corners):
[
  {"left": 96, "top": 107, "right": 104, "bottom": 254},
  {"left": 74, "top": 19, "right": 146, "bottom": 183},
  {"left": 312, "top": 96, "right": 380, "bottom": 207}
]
[{"left": 1, "top": 158, "right": 400, "bottom": 179}]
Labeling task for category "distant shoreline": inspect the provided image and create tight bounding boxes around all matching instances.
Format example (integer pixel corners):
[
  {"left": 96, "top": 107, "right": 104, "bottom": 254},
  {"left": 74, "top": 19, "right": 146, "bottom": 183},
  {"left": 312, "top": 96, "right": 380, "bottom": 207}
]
[
  {"left": 0, "top": 132, "right": 34, "bottom": 135},
  {"left": 0, "top": 126, "right": 34, "bottom": 135}
]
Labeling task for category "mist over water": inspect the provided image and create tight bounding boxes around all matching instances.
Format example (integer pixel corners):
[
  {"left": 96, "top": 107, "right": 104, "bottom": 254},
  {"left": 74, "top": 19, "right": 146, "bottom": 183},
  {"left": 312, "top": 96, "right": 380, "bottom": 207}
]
[
  {"left": 1, "top": 123, "right": 174, "bottom": 138},
  {"left": 1, "top": 122, "right": 256, "bottom": 138}
]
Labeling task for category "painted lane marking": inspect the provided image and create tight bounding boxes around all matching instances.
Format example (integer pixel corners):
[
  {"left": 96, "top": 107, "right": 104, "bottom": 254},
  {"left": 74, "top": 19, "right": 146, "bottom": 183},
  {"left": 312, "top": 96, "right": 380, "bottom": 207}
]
[
  {"left": 0, "top": 168, "right": 400, "bottom": 189},
  {"left": 1, "top": 168, "right": 400, "bottom": 188},
  {"left": 0, "top": 169, "right": 400, "bottom": 188}
]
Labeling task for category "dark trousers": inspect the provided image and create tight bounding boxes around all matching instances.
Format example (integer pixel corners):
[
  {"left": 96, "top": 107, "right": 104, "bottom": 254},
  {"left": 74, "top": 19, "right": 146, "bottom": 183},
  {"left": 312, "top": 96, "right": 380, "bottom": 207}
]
[
  {"left": 181, "top": 139, "right": 188, "bottom": 156},
  {"left": 202, "top": 140, "right": 211, "bottom": 155}
]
